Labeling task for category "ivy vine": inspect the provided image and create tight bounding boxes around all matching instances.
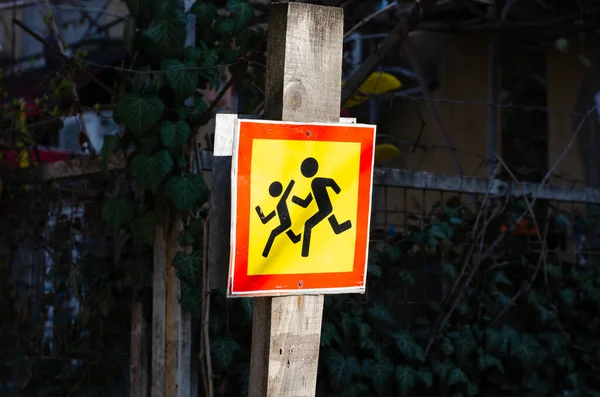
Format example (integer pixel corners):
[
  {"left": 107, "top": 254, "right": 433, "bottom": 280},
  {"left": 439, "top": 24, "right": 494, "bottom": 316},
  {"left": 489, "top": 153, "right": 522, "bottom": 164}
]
[{"left": 3, "top": 1, "right": 600, "bottom": 396}]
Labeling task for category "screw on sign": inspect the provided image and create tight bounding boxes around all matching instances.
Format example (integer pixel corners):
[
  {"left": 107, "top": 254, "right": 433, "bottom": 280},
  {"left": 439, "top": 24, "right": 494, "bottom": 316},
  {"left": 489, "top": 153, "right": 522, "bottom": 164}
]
[{"left": 228, "top": 119, "right": 376, "bottom": 297}]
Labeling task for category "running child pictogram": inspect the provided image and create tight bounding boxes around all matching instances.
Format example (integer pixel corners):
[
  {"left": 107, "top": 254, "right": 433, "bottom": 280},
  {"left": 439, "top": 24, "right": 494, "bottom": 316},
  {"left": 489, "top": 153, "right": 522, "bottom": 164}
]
[
  {"left": 255, "top": 180, "right": 301, "bottom": 258},
  {"left": 255, "top": 157, "right": 352, "bottom": 259}
]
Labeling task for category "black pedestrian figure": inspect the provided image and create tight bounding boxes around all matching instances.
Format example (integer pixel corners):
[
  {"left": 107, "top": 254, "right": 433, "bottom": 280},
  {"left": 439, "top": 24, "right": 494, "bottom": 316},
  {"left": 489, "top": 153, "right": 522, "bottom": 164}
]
[
  {"left": 292, "top": 157, "right": 352, "bottom": 257},
  {"left": 255, "top": 180, "right": 301, "bottom": 258}
]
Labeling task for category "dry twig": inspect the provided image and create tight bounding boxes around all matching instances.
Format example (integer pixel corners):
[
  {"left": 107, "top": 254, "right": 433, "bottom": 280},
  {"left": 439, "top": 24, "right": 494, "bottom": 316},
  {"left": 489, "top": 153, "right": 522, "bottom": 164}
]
[{"left": 200, "top": 214, "right": 214, "bottom": 397}]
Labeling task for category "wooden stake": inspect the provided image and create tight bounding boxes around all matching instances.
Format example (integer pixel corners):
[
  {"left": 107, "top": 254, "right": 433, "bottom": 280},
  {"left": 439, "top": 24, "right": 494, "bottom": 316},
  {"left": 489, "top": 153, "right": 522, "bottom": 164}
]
[
  {"left": 152, "top": 223, "right": 167, "bottom": 396},
  {"left": 248, "top": 3, "right": 344, "bottom": 396},
  {"left": 130, "top": 300, "right": 148, "bottom": 397}
]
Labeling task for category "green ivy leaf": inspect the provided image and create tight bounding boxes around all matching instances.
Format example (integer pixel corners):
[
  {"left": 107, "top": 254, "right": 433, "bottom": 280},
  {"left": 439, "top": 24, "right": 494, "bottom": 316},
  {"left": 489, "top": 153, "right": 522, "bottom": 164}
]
[
  {"left": 235, "top": 27, "right": 264, "bottom": 53},
  {"left": 467, "top": 382, "right": 478, "bottom": 397},
  {"left": 477, "top": 348, "right": 504, "bottom": 373},
  {"left": 393, "top": 332, "right": 424, "bottom": 361},
  {"left": 160, "top": 120, "right": 191, "bottom": 149},
  {"left": 172, "top": 250, "right": 202, "bottom": 284},
  {"left": 190, "top": 0, "right": 217, "bottom": 26},
  {"left": 492, "top": 270, "right": 512, "bottom": 286},
  {"left": 99, "top": 134, "right": 120, "bottom": 170},
  {"left": 559, "top": 288, "right": 576, "bottom": 308},
  {"left": 197, "top": 41, "right": 219, "bottom": 66},
  {"left": 180, "top": 282, "right": 202, "bottom": 317},
  {"left": 538, "top": 306, "right": 557, "bottom": 324},
  {"left": 416, "top": 370, "right": 433, "bottom": 389},
  {"left": 321, "top": 321, "right": 341, "bottom": 347},
  {"left": 131, "top": 211, "right": 158, "bottom": 246},
  {"left": 484, "top": 327, "right": 502, "bottom": 352},
  {"left": 115, "top": 94, "right": 165, "bottom": 136},
  {"left": 131, "top": 150, "right": 174, "bottom": 193},
  {"left": 189, "top": 97, "right": 209, "bottom": 125},
  {"left": 383, "top": 244, "right": 401, "bottom": 262},
  {"left": 429, "top": 224, "right": 447, "bottom": 240},
  {"left": 368, "top": 264, "right": 382, "bottom": 277},
  {"left": 443, "top": 263, "right": 457, "bottom": 282},
  {"left": 340, "top": 313, "right": 354, "bottom": 337},
  {"left": 432, "top": 359, "right": 453, "bottom": 382},
  {"left": 165, "top": 173, "right": 209, "bottom": 212},
  {"left": 143, "top": 3, "right": 186, "bottom": 57},
  {"left": 211, "top": 338, "right": 240, "bottom": 370},
  {"left": 337, "top": 383, "right": 369, "bottom": 397},
  {"left": 102, "top": 197, "right": 135, "bottom": 235},
  {"left": 226, "top": 0, "right": 253, "bottom": 28},
  {"left": 148, "top": 71, "right": 167, "bottom": 93},
  {"left": 394, "top": 366, "right": 415, "bottom": 397},
  {"left": 131, "top": 66, "right": 150, "bottom": 94},
  {"left": 237, "top": 363, "right": 250, "bottom": 397},
  {"left": 184, "top": 46, "right": 204, "bottom": 64},
  {"left": 397, "top": 268, "right": 416, "bottom": 285},
  {"left": 546, "top": 263, "right": 562, "bottom": 280},
  {"left": 442, "top": 337, "right": 454, "bottom": 355},
  {"left": 241, "top": 298, "right": 253, "bottom": 322},
  {"left": 176, "top": 106, "right": 190, "bottom": 121},
  {"left": 362, "top": 357, "right": 393, "bottom": 395},
  {"left": 368, "top": 301, "right": 394, "bottom": 324},
  {"left": 453, "top": 325, "right": 477, "bottom": 366},
  {"left": 447, "top": 367, "right": 468, "bottom": 386},
  {"left": 161, "top": 59, "right": 199, "bottom": 101},
  {"left": 511, "top": 334, "right": 543, "bottom": 370},
  {"left": 325, "top": 349, "right": 360, "bottom": 390},
  {"left": 538, "top": 332, "right": 568, "bottom": 357}
]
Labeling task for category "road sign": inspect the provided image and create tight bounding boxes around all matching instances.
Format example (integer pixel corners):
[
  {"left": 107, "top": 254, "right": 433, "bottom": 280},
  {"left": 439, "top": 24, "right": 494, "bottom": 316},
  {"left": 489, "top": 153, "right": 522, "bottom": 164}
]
[{"left": 228, "top": 119, "right": 376, "bottom": 297}]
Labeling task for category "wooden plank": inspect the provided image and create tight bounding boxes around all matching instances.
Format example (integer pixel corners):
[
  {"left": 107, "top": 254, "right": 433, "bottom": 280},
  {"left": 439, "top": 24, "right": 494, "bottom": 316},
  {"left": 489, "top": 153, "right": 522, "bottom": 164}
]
[
  {"left": 248, "top": 3, "right": 344, "bottom": 397},
  {"left": 130, "top": 301, "right": 148, "bottom": 397},
  {"left": 208, "top": 114, "right": 237, "bottom": 290},
  {"left": 166, "top": 217, "right": 181, "bottom": 397},
  {"left": 152, "top": 224, "right": 167, "bottom": 397},
  {"left": 7, "top": 153, "right": 126, "bottom": 183},
  {"left": 263, "top": 4, "right": 343, "bottom": 123}
]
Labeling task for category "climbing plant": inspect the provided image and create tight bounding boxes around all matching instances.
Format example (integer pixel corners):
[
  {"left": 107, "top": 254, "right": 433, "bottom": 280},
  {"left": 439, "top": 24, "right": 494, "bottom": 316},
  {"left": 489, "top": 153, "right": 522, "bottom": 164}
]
[
  {"left": 197, "top": 194, "right": 600, "bottom": 397},
  {"left": 0, "top": 0, "right": 264, "bottom": 395},
  {"left": 3, "top": 1, "right": 600, "bottom": 397}
]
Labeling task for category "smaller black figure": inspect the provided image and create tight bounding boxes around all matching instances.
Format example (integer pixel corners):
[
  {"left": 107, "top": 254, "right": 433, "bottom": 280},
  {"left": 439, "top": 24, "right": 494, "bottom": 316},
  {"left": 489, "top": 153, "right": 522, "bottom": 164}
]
[
  {"left": 255, "top": 180, "right": 301, "bottom": 258},
  {"left": 292, "top": 157, "right": 352, "bottom": 257}
]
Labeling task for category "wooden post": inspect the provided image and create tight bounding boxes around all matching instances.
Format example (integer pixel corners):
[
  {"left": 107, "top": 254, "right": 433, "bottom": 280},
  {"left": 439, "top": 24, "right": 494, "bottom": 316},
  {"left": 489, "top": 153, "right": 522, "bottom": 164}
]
[
  {"left": 152, "top": 223, "right": 167, "bottom": 396},
  {"left": 248, "top": 3, "right": 344, "bottom": 396},
  {"left": 130, "top": 300, "right": 147, "bottom": 397}
]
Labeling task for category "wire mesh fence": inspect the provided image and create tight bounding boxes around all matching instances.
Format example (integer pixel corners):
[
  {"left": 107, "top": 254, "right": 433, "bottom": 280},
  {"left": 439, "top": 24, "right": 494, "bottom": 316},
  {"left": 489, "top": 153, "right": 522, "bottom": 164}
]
[{"left": 367, "top": 170, "right": 600, "bottom": 325}]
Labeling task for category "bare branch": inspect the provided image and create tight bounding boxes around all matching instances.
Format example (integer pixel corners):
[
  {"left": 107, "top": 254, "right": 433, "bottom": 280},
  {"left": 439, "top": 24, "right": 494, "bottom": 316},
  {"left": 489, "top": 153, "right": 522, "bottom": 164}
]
[{"left": 341, "top": 4, "right": 420, "bottom": 107}]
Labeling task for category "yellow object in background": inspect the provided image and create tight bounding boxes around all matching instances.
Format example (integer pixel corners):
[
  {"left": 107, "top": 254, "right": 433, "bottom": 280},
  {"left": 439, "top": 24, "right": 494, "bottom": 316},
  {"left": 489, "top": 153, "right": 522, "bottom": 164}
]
[
  {"left": 342, "top": 72, "right": 402, "bottom": 108},
  {"left": 374, "top": 143, "right": 401, "bottom": 164}
]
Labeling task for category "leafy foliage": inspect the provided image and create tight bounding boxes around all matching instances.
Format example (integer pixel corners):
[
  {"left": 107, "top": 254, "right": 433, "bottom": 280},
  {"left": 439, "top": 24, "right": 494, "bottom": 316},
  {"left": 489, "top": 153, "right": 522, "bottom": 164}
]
[
  {"left": 0, "top": 0, "right": 264, "bottom": 395},
  {"left": 310, "top": 196, "right": 600, "bottom": 397},
  {"left": 5, "top": 0, "right": 600, "bottom": 396}
]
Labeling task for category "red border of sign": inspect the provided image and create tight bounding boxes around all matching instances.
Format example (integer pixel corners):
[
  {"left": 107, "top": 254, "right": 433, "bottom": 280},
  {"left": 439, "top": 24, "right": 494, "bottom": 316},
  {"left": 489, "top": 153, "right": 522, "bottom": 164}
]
[{"left": 229, "top": 120, "right": 376, "bottom": 296}]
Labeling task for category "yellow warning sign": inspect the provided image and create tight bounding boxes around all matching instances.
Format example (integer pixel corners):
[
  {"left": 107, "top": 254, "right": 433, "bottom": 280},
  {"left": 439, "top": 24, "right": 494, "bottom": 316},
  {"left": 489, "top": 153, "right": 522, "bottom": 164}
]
[
  {"left": 229, "top": 120, "right": 376, "bottom": 296},
  {"left": 248, "top": 139, "right": 361, "bottom": 275}
]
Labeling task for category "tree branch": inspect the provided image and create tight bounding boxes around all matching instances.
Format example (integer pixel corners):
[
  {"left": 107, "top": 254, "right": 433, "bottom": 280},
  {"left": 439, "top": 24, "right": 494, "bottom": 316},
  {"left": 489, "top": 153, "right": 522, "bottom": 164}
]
[
  {"left": 341, "top": 4, "right": 420, "bottom": 108},
  {"left": 344, "top": 2, "right": 398, "bottom": 39},
  {"left": 12, "top": 18, "right": 117, "bottom": 98}
]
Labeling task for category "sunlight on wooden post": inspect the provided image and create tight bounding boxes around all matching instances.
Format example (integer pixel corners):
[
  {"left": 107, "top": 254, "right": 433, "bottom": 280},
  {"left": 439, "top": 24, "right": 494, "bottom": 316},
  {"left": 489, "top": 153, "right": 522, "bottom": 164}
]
[{"left": 248, "top": 3, "right": 344, "bottom": 396}]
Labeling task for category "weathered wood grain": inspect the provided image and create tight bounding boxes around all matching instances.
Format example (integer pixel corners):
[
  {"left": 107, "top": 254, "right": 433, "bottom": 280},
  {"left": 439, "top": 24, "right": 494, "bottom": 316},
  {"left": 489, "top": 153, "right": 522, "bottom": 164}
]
[
  {"left": 248, "top": 3, "right": 344, "bottom": 397},
  {"left": 152, "top": 224, "right": 167, "bottom": 396},
  {"left": 130, "top": 301, "right": 147, "bottom": 397}
]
